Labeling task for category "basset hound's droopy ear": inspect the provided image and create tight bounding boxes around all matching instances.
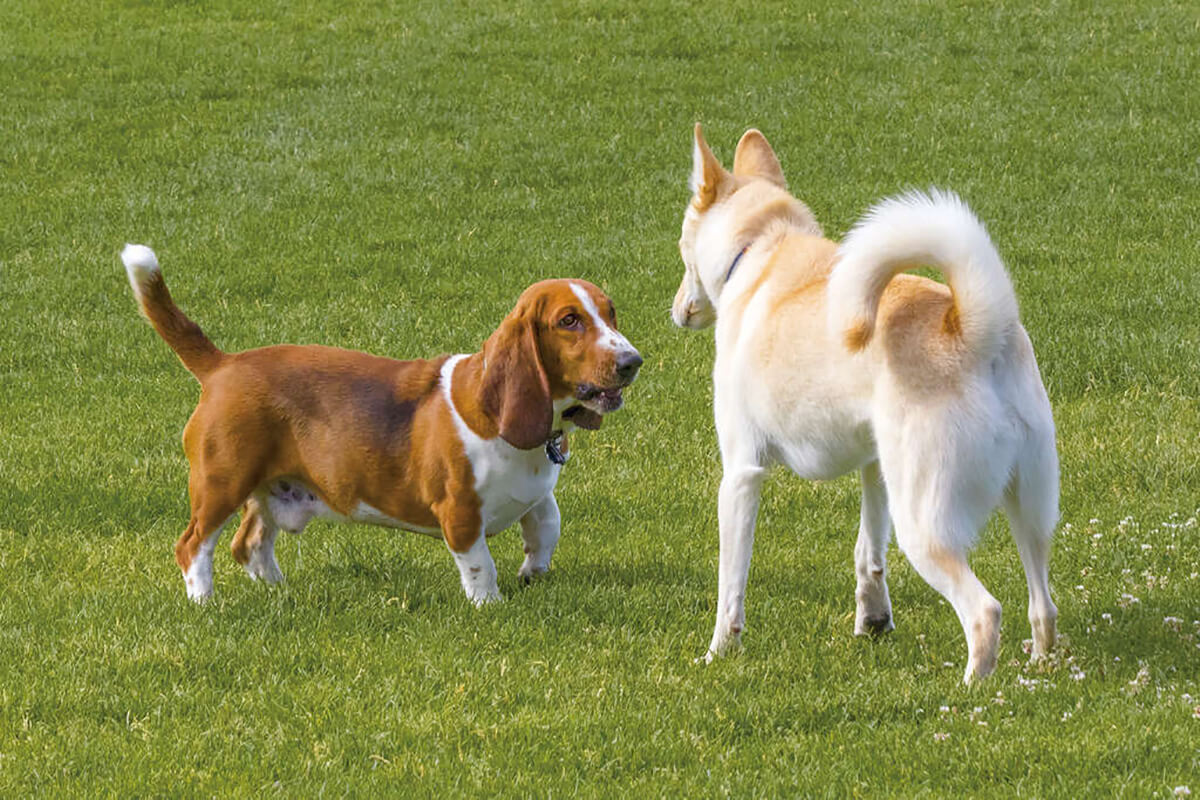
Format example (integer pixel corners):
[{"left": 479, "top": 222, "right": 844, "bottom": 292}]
[
  {"left": 481, "top": 314, "right": 553, "bottom": 450},
  {"left": 733, "top": 129, "right": 786, "bottom": 188},
  {"left": 691, "top": 123, "right": 732, "bottom": 211}
]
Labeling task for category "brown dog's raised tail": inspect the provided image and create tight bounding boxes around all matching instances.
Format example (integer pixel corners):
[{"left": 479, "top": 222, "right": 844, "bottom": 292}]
[{"left": 122, "top": 244, "right": 224, "bottom": 383}]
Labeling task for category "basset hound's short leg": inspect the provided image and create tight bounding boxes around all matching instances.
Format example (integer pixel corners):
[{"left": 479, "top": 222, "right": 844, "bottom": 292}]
[
  {"left": 448, "top": 534, "right": 501, "bottom": 606},
  {"left": 437, "top": 503, "right": 501, "bottom": 605},
  {"left": 518, "top": 493, "right": 561, "bottom": 583},
  {"left": 230, "top": 496, "right": 285, "bottom": 584}
]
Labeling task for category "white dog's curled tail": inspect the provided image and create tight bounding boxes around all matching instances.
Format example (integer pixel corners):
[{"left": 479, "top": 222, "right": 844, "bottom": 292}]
[{"left": 828, "top": 189, "right": 1019, "bottom": 362}]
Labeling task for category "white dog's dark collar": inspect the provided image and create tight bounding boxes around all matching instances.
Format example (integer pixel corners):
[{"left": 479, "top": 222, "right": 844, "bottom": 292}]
[{"left": 725, "top": 247, "right": 749, "bottom": 283}]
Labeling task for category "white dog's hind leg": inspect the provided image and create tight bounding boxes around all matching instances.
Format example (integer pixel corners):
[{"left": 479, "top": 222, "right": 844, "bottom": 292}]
[
  {"left": 1004, "top": 501, "right": 1057, "bottom": 660},
  {"left": 705, "top": 460, "right": 767, "bottom": 662},
  {"left": 894, "top": 516, "right": 1002, "bottom": 683},
  {"left": 854, "top": 461, "right": 894, "bottom": 635},
  {"left": 1003, "top": 450, "right": 1058, "bottom": 660},
  {"left": 518, "top": 493, "right": 561, "bottom": 583}
]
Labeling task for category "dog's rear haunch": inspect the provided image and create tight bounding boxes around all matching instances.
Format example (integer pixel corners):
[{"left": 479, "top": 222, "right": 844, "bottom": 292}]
[
  {"left": 123, "top": 244, "right": 640, "bottom": 605},
  {"left": 672, "top": 125, "right": 1057, "bottom": 683}
]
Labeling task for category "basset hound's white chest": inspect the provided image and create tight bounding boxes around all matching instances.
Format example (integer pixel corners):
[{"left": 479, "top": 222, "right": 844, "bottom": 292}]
[{"left": 441, "top": 355, "right": 563, "bottom": 535}]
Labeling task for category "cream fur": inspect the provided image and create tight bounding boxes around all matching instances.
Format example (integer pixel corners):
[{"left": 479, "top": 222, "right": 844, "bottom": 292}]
[{"left": 673, "top": 126, "right": 1059, "bottom": 683}]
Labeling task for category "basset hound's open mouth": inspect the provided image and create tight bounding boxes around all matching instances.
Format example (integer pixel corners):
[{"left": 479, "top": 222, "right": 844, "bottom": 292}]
[
  {"left": 563, "top": 350, "right": 641, "bottom": 430},
  {"left": 562, "top": 383, "right": 628, "bottom": 429}
]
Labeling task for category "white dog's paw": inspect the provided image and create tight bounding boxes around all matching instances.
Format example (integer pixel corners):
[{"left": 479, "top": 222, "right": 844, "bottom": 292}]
[
  {"left": 700, "top": 625, "right": 743, "bottom": 663},
  {"left": 854, "top": 611, "right": 895, "bottom": 636}
]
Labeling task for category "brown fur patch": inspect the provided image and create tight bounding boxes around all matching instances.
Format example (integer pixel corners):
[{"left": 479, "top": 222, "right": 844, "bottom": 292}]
[
  {"left": 942, "top": 298, "right": 962, "bottom": 338},
  {"left": 843, "top": 318, "right": 874, "bottom": 352},
  {"left": 137, "top": 271, "right": 223, "bottom": 381},
  {"left": 875, "top": 275, "right": 967, "bottom": 393}
]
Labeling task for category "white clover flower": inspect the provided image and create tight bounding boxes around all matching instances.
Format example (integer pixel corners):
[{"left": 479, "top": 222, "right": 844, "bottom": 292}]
[{"left": 1118, "top": 594, "right": 1140, "bottom": 608}]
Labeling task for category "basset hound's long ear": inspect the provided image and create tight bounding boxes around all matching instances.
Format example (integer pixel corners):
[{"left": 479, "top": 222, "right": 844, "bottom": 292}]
[
  {"left": 733, "top": 128, "right": 786, "bottom": 188},
  {"left": 480, "top": 314, "right": 553, "bottom": 450},
  {"left": 691, "top": 123, "right": 731, "bottom": 211}
]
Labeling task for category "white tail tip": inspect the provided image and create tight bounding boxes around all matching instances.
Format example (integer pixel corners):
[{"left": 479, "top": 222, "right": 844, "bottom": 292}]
[
  {"left": 121, "top": 243, "right": 159, "bottom": 273},
  {"left": 121, "top": 243, "right": 160, "bottom": 294}
]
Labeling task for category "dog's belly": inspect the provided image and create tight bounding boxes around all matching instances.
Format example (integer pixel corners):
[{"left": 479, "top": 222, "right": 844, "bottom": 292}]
[
  {"left": 265, "top": 479, "right": 440, "bottom": 537},
  {"left": 762, "top": 411, "right": 876, "bottom": 481},
  {"left": 263, "top": 467, "right": 555, "bottom": 539},
  {"left": 773, "top": 436, "right": 874, "bottom": 481}
]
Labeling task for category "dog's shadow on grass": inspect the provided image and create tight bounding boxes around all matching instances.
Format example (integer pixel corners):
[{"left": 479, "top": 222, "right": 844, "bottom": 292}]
[{"left": 1049, "top": 600, "right": 1199, "bottom": 679}]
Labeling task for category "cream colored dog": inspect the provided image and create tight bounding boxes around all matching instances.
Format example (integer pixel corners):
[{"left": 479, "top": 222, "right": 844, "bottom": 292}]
[{"left": 671, "top": 125, "right": 1058, "bottom": 682}]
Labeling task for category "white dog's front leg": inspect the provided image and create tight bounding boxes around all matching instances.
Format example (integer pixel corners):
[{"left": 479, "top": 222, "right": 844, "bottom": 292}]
[
  {"left": 706, "top": 462, "right": 767, "bottom": 662},
  {"left": 518, "top": 493, "right": 561, "bottom": 583},
  {"left": 854, "top": 460, "right": 894, "bottom": 635},
  {"left": 448, "top": 534, "right": 501, "bottom": 606}
]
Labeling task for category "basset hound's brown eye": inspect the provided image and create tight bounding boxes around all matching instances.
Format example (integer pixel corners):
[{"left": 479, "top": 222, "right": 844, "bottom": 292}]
[{"left": 558, "top": 313, "right": 582, "bottom": 330}]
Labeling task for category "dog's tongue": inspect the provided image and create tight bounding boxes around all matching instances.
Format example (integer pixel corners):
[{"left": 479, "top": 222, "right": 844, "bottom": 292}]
[{"left": 566, "top": 407, "right": 603, "bottom": 430}]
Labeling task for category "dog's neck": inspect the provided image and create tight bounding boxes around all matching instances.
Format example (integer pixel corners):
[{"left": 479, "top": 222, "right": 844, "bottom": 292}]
[
  {"left": 699, "top": 185, "right": 824, "bottom": 304},
  {"left": 724, "top": 246, "right": 749, "bottom": 283}
]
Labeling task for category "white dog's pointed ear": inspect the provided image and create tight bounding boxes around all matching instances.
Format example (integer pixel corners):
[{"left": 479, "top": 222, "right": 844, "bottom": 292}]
[
  {"left": 733, "top": 129, "right": 786, "bottom": 189},
  {"left": 690, "top": 123, "right": 730, "bottom": 210}
]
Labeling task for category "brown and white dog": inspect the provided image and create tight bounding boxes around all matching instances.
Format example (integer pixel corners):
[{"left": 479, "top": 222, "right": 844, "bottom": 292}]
[
  {"left": 672, "top": 126, "right": 1058, "bottom": 682},
  {"left": 122, "top": 244, "right": 641, "bottom": 605}
]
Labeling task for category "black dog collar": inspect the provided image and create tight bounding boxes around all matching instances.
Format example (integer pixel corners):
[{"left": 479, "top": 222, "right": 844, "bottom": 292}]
[{"left": 545, "top": 431, "right": 566, "bottom": 465}]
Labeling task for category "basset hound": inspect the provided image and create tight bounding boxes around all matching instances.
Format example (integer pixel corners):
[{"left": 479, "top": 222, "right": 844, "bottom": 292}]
[{"left": 121, "top": 244, "right": 641, "bottom": 605}]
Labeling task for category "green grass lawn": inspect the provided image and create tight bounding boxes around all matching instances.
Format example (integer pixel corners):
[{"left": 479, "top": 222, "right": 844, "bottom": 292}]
[{"left": 2, "top": 0, "right": 1198, "bottom": 795}]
